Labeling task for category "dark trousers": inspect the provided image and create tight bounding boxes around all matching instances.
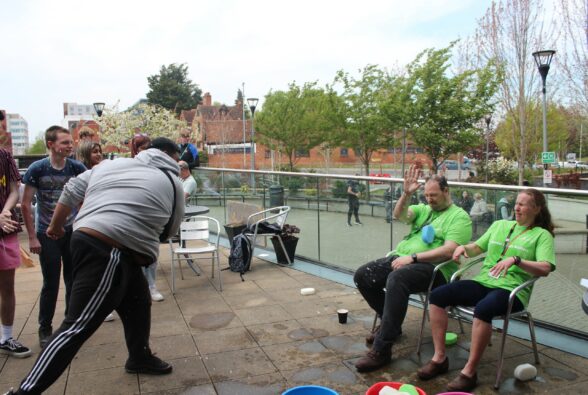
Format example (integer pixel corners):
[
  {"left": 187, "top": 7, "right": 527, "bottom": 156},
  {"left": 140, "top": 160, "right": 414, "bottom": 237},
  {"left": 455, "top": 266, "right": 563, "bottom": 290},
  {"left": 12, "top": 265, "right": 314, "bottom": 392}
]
[
  {"left": 347, "top": 196, "right": 360, "bottom": 223},
  {"left": 354, "top": 256, "right": 446, "bottom": 352},
  {"left": 37, "top": 231, "right": 73, "bottom": 329},
  {"left": 18, "top": 231, "right": 152, "bottom": 395},
  {"left": 429, "top": 279, "right": 523, "bottom": 323}
]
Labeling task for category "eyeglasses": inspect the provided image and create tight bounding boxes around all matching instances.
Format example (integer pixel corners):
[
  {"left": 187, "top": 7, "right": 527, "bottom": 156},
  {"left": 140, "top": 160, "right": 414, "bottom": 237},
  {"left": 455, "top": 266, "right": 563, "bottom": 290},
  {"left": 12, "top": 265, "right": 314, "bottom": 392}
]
[{"left": 180, "top": 135, "right": 190, "bottom": 139}]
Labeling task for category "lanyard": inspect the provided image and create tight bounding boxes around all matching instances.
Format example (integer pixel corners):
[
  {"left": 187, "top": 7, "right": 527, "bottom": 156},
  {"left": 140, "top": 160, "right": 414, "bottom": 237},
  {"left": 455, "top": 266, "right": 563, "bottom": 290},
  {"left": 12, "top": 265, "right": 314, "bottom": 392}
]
[
  {"left": 496, "top": 223, "right": 530, "bottom": 263},
  {"left": 403, "top": 210, "right": 434, "bottom": 241}
]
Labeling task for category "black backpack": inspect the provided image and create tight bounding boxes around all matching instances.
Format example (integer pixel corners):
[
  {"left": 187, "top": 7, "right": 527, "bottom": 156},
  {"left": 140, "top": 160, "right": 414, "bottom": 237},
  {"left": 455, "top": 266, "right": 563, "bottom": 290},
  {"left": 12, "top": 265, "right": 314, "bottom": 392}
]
[{"left": 225, "top": 232, "right": 252, "bottom": 281}]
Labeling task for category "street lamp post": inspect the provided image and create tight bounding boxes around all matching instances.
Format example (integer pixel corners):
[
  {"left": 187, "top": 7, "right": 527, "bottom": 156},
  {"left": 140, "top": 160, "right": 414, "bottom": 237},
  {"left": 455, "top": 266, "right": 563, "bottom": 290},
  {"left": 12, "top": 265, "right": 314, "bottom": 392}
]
[
  {"left": 247, "top": 97, "right": 258, "bottom": 189},
  {"left": 218, "top": 105, "right": 228, "bottom": 169},
  {"left": 484, "top": 114, "right": 492, "bottom": 184},
  {"left": 532, "top": 49, "right": 556, "bottom": 186}
]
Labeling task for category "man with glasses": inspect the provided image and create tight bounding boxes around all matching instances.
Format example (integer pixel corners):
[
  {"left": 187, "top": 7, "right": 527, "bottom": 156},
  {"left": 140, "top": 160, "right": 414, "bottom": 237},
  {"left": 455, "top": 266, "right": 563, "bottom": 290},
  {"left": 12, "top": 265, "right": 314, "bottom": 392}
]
[
  {"left": 353, "top": 165, "right": 472, "bottom": 372},
  {"left": 178, "top": 129, "right": 199, "bottom": 169}
]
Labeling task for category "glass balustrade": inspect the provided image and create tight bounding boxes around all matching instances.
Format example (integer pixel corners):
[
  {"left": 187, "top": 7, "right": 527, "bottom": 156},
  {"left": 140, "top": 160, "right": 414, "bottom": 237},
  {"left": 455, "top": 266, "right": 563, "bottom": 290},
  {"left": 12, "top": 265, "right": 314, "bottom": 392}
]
[{"left": 190, "top": 167, "right": 588, "bottom": 338}]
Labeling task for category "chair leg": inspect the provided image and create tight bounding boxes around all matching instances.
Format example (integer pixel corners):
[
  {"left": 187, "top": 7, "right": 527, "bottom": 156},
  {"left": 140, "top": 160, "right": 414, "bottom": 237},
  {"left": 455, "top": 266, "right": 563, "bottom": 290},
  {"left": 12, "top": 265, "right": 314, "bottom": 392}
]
[
  {"left": 171, "top": 254, "right": 176, "bottom": 294},
  {"left": 416, "top": 295, "right": 430, "bottom": 355},
  {"left": 276, "top": 235, "right": 292, "bottom": 265},
  {"left": 211, "top": 252, "right": 215, "bottom": 279},
  {"left": 527, "top": 312, "right": 540, "bottom": 365},
  {"left": 216, "top": 252, "right": 223, "bottom": 292},
  {"left": 495, "top": 316, "right": 511, "bottom": 389},
  {"left": 178, "top": 255, "right": 185, "bottom": 280},
  {"left": 371, "top": 312, "right": 379, "bottom": 332}
]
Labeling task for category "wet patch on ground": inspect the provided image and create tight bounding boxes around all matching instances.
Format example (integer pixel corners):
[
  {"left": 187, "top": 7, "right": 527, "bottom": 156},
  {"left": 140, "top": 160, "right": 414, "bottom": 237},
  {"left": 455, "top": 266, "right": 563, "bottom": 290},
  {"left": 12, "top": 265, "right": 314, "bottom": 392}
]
[{"left": 189, "top": 312, "right": 236, "bottom": 330}]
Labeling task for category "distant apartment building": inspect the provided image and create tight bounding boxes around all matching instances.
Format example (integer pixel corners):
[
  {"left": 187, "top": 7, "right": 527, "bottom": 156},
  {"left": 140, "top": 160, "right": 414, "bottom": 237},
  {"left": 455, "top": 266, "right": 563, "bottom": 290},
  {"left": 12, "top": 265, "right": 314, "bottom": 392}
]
[{"left": 6, "top": 113, "right": 29, "bottom": 155}]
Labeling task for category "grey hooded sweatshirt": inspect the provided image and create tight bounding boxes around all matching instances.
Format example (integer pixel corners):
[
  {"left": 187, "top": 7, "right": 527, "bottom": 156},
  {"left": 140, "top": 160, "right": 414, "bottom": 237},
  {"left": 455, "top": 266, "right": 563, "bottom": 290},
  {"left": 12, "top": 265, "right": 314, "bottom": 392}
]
[{"left": 59, "top": 148, "right": 185, "bottom": 262}]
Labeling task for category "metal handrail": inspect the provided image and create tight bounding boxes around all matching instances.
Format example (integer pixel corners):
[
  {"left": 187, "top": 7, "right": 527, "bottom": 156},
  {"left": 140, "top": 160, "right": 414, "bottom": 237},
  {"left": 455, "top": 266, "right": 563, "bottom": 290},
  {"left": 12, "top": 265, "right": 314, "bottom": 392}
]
[{"left": 198, "top": 166, "right": 588, "bottom": 196}]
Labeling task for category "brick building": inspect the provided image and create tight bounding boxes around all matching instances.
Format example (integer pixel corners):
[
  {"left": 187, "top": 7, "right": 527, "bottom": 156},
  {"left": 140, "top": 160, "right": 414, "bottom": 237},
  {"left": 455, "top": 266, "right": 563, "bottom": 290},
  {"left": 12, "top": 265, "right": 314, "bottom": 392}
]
[
  {"left": 0, "top": 110, "right": 13, "bottom": 153},
  {"left": 190, "top": 93, "right": 430, "bottom": 171}
]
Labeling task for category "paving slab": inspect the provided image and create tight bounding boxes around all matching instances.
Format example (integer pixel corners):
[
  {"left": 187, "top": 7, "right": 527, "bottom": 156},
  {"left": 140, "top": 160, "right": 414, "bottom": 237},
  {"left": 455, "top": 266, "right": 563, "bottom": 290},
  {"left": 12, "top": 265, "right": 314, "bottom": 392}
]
[{"left": 2, "top": 240, "right": 587, "bottom": 394}]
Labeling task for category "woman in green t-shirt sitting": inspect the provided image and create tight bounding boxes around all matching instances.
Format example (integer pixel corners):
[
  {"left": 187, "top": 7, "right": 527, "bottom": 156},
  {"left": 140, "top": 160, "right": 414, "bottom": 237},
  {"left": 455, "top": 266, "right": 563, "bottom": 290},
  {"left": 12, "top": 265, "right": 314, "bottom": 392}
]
[{"left": 416, "top": 188, "right": 555, "bottom": 392}]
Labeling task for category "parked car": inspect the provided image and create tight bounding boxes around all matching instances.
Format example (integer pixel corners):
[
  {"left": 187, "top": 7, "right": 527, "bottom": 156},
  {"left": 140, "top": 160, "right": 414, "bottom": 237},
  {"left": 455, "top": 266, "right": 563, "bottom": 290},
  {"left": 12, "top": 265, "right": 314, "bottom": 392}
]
[{"left": 440, "top": 159, "right": 471, "bottom": 170}]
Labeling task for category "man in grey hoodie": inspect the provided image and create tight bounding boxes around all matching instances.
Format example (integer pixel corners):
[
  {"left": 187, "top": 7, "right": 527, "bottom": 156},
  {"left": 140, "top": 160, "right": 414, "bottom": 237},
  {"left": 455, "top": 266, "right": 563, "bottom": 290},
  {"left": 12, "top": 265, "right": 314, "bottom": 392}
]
[{"left": 10, "top": 138, "right": 185, "bottom": 395}]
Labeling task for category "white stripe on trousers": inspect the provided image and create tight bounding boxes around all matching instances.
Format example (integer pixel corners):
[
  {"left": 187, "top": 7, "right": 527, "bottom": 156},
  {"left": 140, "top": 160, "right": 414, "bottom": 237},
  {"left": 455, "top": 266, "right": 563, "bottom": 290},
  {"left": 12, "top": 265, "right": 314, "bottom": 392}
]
[{"left": 21, "top": 249, "right": 121, "bottom": 392}]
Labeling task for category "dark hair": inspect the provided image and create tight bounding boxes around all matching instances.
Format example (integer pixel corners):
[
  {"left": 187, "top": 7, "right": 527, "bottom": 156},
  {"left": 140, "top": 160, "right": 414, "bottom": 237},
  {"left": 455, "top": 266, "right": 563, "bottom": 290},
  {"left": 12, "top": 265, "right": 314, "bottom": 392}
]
[
  {"left": 130, "top": 134, "right": 151, "bottom": 157},
  {"left": 76, "top": 141, "right": 102, "bottom": 169},
  {"left": 151, "top": 137, "right": 180, "bottom": 157},
  {"left": 45, "top": 125, "right": 70, "bottom": 147},
  {"left": 425, "top": 175, "right": 449, "bottom": 191},
  {"left": 520, "top": 188, "right": 555, "bottom": 236}
]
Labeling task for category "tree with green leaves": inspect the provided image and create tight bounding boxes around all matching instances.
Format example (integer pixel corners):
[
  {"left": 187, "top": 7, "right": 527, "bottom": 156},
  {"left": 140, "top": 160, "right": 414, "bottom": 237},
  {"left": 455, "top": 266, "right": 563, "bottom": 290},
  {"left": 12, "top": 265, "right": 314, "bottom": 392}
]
[
  {"left": 235, "top": 89, "right": 244, "bottom": 105},
  {"left": 473, "top": 0, "right": 553, "bottom": 184},
  {"left": 96, "top": 102, "right": 186, "bottom": 151},
  {"left": 146, "top": 63, "right": 203, "bottom": 113},
  {"left": 495, "top": 101, "right": 570, "bottom": 164},
  {"left": 254, "top": 82, "right": 341, "bottom": 171},
  {"left": 404, "top": 43, "right": 500, "bottom": 171},
  {"left": 333, "top": 65, "right": 398, "bottom": 177},
  {"left": 26, "top": 137, "right": 46, "bottom": 154}
]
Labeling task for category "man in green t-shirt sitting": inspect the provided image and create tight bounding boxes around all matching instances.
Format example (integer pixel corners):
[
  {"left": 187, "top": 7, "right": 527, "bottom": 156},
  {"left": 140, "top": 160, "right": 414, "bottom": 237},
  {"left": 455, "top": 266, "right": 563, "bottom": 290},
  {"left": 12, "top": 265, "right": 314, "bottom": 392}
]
[{"left": 354, "top": 165, "right": 472, "bottom": 372}]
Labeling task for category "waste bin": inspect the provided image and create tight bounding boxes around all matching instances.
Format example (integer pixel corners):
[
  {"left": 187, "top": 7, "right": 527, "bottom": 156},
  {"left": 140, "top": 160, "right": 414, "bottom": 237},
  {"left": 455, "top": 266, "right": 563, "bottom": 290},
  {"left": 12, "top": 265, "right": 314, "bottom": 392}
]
[{"left": 269, "top": 184, "right": 284, "bottom": 208}]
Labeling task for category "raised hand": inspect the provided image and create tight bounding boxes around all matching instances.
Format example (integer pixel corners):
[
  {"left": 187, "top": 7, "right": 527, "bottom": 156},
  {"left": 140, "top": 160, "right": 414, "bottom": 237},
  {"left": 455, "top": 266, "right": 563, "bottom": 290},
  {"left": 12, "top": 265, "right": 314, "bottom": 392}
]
[{"left": 403, "top": 164, "right": 423, "bottom": 195}]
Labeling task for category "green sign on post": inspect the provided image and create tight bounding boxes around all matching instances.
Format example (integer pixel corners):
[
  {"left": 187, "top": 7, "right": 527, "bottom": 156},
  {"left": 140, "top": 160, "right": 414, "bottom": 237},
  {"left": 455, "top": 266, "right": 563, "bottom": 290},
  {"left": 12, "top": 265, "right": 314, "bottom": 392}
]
[{"left": 542, "top": 152, "right": 556, "bottom": 164}]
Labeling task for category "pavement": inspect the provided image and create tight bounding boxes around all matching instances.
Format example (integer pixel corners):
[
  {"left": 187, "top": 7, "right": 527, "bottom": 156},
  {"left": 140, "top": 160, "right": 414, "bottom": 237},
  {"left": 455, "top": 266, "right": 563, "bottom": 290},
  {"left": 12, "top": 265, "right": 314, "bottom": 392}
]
[{"left": 2, "top": 233, "right": 588, "bottom": 395}]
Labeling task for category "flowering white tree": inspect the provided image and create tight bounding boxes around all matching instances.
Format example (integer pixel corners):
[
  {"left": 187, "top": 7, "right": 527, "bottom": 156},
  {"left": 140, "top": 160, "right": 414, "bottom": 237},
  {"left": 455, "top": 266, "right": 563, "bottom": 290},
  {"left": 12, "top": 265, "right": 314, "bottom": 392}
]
[{"left": 96, "top": 102, "right": 186, "bottom": 151}]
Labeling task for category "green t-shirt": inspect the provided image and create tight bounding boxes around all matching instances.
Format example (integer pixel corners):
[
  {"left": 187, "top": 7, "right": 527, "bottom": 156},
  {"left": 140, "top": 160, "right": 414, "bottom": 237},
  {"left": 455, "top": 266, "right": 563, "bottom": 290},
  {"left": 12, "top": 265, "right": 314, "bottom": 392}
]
[
  {"left": 392, "top": 203, "right": 472, "bottom": 281},
  {"left": 473, "top": 220, "right": 556, "bottom": 307}
]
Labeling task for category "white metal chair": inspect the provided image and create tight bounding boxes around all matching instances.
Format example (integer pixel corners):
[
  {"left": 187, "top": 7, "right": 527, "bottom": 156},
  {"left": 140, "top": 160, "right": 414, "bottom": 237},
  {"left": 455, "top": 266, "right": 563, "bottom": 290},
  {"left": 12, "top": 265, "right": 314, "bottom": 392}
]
[
  {"left": 416, "top": 256, "right": 541, "bottom": 389},
  {"left": 169, "top": 216, "right": 222, "bottom": 293},
  {"left": 244, "top": 206, "right": 292, "bottom": 264}
]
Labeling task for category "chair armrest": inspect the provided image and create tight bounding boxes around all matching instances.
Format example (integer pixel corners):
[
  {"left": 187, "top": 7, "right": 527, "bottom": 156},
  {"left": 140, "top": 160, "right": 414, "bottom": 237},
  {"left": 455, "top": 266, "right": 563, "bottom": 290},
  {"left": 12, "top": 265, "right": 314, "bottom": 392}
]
[
  {"left": 450, "top": 257, "right": 485, "bottom": 283},
  {"left": 508, "top": 277, "right": 539, "bottom": 303},
  {"left": 246, "top": 206, "right": 290, "bottom": 228},
  {"left": 427, "top": 260, "right": 453, "bottom": 293}
]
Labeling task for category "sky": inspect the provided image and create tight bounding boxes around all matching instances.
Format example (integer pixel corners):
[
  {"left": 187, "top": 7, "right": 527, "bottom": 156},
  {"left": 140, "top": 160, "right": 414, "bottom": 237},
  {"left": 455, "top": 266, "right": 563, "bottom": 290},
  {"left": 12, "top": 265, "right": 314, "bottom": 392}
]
[{"left": 1, "top": 0, "right": 495, "bottom": 142}]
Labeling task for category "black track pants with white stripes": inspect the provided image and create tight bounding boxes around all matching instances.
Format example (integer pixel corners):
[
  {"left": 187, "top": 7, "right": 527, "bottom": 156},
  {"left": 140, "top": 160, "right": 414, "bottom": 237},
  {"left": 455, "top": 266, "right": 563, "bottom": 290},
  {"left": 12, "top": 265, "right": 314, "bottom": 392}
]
[{"left": 17, "top": 231, "right": 152, "bottom": 395}]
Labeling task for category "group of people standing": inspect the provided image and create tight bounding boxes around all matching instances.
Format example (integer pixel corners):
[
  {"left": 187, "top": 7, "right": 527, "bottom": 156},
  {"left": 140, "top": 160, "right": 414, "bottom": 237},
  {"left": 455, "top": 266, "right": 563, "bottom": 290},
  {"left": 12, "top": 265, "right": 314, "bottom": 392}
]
[
  {"left": 353, "top": 165, "right": 555, "bottom": 392},
  {"left": 1, "top": 126, "right": 199, "bottom": 395}
]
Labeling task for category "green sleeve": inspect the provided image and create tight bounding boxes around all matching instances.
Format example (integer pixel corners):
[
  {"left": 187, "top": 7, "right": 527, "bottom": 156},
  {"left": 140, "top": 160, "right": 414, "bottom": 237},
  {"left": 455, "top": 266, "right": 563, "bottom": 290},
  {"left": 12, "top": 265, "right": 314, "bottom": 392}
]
[{"left": 535, "top": 230, "right": 556, "bottom": 270}]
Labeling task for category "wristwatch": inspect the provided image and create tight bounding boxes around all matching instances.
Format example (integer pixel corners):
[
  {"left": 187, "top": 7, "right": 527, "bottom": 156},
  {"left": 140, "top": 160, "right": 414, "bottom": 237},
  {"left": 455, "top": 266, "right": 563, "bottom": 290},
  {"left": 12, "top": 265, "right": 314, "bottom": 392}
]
[
  {"left": 411, "top": 253, "right": 418, "bottom": 263},
  {"left": 513, "top": 256, "right": 522, "bottom": 266}
]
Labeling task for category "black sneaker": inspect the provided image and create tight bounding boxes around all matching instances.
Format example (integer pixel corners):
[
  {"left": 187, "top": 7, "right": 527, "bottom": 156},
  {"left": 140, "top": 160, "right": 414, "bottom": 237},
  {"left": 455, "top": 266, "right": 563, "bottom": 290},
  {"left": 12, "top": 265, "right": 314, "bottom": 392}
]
[
  {"left": 2, "top": 388, "right": 15, "bottom": 395},
  {"left": 347, "top": 223, "right": 352, "bottom": 227},
  {"left": 38, "top": 326, "right": 52, "bottom": 349},
  {"left": 355, "top": 221, "right": 363, "bottom": 225},
  {"left": 125, "top": 352, "right": 172, "bottom": 375},
  {"left": 0, "top": 338, "right": 32, "bottom": 358}
]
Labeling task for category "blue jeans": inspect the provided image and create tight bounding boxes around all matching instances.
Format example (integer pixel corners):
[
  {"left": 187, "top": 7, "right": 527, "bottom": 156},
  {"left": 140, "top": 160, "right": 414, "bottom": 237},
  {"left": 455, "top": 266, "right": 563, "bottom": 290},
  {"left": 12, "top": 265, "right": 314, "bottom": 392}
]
[{"left": 37, "top": 231, "right": 73, "bottom": 329}]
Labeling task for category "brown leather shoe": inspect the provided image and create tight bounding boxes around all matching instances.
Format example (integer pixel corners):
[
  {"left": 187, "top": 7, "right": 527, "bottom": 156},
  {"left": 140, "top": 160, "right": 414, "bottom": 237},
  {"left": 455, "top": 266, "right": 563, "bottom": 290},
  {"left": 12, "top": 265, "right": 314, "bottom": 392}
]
[
  {"left": 365, "top": 325, "right": 380, "bottom": 345},
  {"left": 447, "top": 372, "right": 478, "bottom": 392},
  {"left": 354, "top": 349, "right": 391, "bottom": 372},
  {"left": 417, "top": 357, "right": 449, "bottom": 380}
]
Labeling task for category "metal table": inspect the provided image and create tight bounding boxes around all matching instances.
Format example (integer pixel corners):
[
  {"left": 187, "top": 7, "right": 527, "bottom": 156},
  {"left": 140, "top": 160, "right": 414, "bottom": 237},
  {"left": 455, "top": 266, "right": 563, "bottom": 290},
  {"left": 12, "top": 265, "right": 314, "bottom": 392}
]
[{"left": 184, "top": 205, "right": 210, "bottom": 217}]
